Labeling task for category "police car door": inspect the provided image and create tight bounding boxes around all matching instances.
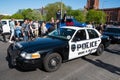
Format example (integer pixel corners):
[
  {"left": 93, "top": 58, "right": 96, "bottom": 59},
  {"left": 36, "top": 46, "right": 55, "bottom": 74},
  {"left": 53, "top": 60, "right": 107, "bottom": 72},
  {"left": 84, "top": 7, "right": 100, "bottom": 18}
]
[
  {"left": 86, "top": 29, "right": 101, "bottom": 53},
  {"left": 69, "top": 29, "right": 89, "bottom": 60}
]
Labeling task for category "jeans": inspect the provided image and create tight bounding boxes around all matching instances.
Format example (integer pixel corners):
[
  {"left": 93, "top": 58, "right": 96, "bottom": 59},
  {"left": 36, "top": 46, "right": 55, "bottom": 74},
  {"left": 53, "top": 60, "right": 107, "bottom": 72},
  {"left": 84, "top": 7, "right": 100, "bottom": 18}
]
[{"left": 23, "top": 31, "right": 29, "bottom": 41}]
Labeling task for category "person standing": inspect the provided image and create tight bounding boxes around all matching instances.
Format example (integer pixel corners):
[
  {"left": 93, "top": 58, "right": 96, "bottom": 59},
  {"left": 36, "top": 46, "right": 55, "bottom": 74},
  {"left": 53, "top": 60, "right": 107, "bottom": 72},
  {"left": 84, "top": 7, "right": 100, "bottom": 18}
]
[
  {"left": 96, "top": 24, "right": 103, "bottom": 33},
  {"left": 9, "top": 18, "right": 15, "bottom": 43},
  {"left": 15, "top": 22, "right": 22, "bottom": 41},
  {"left": 0, "top": 19, "right": 3, "bottom": 33},
  {"left": 56, "top": 9, "right": 61, "bottom": 29},
  {"left": 28, "top": 20, "right": 34, "bottom": 40},
  {"left": 0, "top": 19, "right": 7, "bottom": 42},
  {"left": 63, "top": 11, "right": 67, "bottom": 22},
  {"left": 41, "top": 21, "right": 48, "bottom": 36},
  {"left": 22, "top": 19, "right": 30, "bottom": 41},
  {"left": 33, "top": 20, "right": 40, "bottom": 38},
  {"left": 48, "top": 17, "right": 55, "bottom": 32}
]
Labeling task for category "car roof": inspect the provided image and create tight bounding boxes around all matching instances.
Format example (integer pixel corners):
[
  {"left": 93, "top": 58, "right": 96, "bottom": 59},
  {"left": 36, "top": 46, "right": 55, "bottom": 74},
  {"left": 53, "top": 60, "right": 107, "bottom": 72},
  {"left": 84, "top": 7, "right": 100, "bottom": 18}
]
[
  {"left": 61, "top": 26, "right": 93, "bottom": 30},
  {"left": 106, "top": 27, "right": 120, "bottom": 29}
]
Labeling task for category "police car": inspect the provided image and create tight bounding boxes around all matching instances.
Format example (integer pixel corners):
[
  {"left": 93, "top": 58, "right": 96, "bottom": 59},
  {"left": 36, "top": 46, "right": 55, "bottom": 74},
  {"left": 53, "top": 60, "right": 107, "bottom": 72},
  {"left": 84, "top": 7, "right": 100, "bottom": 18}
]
[{"left": 7, "top": 26, "right": 110, "bottom": 72}]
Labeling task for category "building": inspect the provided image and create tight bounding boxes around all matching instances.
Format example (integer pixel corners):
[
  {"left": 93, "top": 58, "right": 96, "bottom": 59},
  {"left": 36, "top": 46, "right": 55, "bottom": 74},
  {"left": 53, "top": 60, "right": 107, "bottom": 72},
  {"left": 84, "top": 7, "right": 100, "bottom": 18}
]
[
  {"left": 85, "top": 0, "right": 120, "bottom": 24},
  {"left": 85, "top": 0, "right": 99, "bottom": 10},
  {"left": 101, "top": 7, "right": 120, "bottom": 24}
]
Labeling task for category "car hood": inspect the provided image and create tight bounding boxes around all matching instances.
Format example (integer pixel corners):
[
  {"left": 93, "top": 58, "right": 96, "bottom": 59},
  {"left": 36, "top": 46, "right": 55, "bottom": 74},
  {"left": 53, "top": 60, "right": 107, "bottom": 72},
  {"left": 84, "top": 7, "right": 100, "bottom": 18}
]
[
  {"left": 101, "top": 35, "right": 109, "bottom": 39},
  {"left": 15, "top": 37, "right": 67, "bottom": 52}
]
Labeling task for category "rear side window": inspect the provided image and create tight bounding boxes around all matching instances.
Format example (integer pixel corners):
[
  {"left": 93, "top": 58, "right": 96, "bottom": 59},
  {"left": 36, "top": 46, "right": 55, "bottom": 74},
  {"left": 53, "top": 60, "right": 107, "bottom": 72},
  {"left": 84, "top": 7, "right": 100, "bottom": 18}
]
[{"left": 87, "top": 29, "right": 99, "bottom": 39}]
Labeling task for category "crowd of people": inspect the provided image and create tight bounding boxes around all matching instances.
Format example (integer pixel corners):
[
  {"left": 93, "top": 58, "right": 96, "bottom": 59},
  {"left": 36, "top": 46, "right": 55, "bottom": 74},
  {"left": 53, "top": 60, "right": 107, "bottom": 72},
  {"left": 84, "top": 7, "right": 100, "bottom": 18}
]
[
  {"left": 0, "top": 9, "right": 112, "bottom": 43},
  {"left": 0, "top": 9, "right": 65, "bottom": 43},
  {"left": 0, "top": 18, "right": 50, "bottom": 43},
  {"left": 86, "top": 22, "right": 108, "bottom": 34}
]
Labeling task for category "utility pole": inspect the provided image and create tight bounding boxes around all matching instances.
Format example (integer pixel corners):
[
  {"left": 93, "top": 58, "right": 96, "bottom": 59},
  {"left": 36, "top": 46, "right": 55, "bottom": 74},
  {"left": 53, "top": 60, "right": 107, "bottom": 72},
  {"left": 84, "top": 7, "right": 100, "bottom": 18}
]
[
  {"left": 102, "top": 1, "right": 107, "bottom": 24},
  {"left": 61, "top": 0, "right": 62, "bottom": 19}
]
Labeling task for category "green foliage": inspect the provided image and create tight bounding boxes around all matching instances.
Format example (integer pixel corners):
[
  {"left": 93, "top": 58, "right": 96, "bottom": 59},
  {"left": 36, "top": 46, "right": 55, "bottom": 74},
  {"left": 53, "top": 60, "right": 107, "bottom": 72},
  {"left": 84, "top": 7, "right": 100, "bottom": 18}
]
[
  {"left": 45, "top": 2, "right": 70, "bottom": 21},
  {"left": 20, "top": 8, "right": 33, "bottom": 19},
  {"left": 0, "top": 15, "right": 4, "bottom": 19},
  {"left": 67, "top": 9, "right": 86, "bottom": 22},
  {"left": 2, "top": 15, "right": 11, "bottom": 19},
  {"left": 11, "top": 13, "right": 24, "bottom": 19},
  {"left": 44, "top": 2, "right": 86, "bottom": 22},
  {"left": 86, "top": 9, "right": 106, "bottom": 24},
  {"left": 13, "top": 8, "right": 42, "bottom": 20},
  {"left": 26, "top": 10, "right": 42, "bottom": 20}
]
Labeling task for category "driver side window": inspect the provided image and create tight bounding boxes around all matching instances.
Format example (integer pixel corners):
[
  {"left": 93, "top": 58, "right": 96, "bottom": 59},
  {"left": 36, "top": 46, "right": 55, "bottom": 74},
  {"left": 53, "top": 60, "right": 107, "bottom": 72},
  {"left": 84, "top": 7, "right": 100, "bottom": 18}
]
[{"left": 73, "top": 30, "right": 86, "bottom": 41}]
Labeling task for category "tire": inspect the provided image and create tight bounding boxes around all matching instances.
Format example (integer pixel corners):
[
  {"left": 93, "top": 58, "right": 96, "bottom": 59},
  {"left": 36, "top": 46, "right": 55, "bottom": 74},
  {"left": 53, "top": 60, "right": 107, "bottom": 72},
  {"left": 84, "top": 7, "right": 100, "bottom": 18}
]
[
  {"left": 43, "top": 53, "right": 62, "bottom": 72},
  {"left": 7, "top": 45, "right": 16, "bottom": 68},
  {"left": 7, "top": 52, "right": 16, "bottom": 68},
  {"left": 95, "top": 44, "right": 104, "bottom": 56}
]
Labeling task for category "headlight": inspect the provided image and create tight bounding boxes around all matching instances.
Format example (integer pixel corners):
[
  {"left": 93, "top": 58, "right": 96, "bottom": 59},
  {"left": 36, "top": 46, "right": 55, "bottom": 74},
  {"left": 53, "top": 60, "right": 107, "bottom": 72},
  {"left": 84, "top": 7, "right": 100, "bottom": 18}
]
[
  {"left": 20, "top": 51, "right": 41, "bottom": 59},
  {"left": 16, "top": 43, "right": 23, "bottom": 48}
]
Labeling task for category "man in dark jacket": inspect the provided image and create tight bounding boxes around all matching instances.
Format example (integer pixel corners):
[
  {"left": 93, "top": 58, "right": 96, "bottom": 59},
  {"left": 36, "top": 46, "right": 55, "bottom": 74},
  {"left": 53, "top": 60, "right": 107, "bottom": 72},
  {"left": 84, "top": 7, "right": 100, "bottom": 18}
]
[{"left": 56, "top": 9, "right": 61, "bottom": 29}]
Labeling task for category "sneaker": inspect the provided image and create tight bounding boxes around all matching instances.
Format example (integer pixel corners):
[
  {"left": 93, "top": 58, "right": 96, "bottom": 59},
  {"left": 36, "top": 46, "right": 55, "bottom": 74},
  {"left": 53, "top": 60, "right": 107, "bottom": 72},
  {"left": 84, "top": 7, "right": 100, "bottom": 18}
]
[{"left": 9, "top": 41, "right": 14, "bottom": 43}]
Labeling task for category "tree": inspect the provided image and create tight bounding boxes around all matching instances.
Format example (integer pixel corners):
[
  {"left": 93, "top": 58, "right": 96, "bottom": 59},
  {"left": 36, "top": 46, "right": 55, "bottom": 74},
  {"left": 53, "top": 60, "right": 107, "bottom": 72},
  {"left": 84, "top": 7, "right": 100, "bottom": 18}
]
[
  {"left": 86, "top": 9, "right": 106, "bottom": 24},
  {"left": 67, "top": 9, "right": 86, "bottom": 22},
  {"left": 15, "top": 8, "right": 33, "bottom": 19},
  {"left": 45, "top": 2, "right": 70, "bottom": 21},
  {"left": 26, "top": 10, "right": 42, "bottom": 20},
  {"left": 0, "top": 15, "right": 4, "bottom": 19},
  {"left": 11, "top": 13, "right": 24, "bottom": 19},
  {"left": 14, "top": 8, "right": 42, "bottom": 20},
  {"left": 2, "top": 15, "right": 11, "bottom": 19}
]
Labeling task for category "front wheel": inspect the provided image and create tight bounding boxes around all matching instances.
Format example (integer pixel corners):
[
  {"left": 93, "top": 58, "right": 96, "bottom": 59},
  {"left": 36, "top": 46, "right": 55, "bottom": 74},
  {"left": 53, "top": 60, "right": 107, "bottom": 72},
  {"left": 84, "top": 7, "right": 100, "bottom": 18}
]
[
  {"left": 95, "top": 44, "right": 104, "bottom": 56},
  {"left": 7, "top": 52, "right": 16, "bottom": 68},
  {"left": 43, "top": 53, "right": 62, "bottom": 72}
]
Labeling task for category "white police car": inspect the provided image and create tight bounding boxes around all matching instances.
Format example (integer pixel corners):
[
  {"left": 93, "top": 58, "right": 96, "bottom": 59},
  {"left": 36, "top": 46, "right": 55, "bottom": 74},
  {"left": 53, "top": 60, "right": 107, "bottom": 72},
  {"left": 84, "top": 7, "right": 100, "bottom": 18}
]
[{"left": 7, "top": 26, "right": 110, "bottom": 72}]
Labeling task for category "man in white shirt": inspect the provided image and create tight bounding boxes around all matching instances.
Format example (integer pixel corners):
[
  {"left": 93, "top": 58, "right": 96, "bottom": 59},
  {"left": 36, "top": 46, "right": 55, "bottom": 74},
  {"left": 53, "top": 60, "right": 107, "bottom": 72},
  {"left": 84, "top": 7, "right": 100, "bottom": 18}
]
[{"left": 9, "top": 18, "right": 15, "bottom": 43}]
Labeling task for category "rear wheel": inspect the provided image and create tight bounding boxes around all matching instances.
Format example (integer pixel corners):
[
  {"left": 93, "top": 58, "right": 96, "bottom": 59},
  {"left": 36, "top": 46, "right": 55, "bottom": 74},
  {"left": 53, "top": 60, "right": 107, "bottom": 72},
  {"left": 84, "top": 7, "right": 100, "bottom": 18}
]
[
  {"left": 95, "top": 44, "right": 104, "bottom": 56},
  {"left": 43, "top": 53, "right": 62, "bottom": 72}
]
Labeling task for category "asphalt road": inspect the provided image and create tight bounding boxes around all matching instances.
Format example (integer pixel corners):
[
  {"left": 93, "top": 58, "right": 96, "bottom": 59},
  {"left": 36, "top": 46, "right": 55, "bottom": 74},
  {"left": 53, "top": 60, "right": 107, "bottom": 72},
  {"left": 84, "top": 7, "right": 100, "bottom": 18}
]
[{"left": 0, "top": 41, "right": 120, "bottom": 80}]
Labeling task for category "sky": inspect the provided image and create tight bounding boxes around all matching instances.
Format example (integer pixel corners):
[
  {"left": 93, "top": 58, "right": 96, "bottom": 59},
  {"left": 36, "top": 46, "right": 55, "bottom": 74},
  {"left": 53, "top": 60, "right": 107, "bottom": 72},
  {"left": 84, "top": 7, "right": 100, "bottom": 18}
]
[{"left": 0, "top": 0, "right": 120, "bottom": 15}]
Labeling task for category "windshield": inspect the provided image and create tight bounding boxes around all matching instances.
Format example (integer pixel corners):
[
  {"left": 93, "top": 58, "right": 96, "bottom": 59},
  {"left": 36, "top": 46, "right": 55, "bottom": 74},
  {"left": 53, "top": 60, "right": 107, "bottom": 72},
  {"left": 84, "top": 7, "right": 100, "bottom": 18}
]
[
  {"left": 48, "top": 28, "right": 75, "bottom": 40},
  {"left": 105, "top": 28, "right": 120, "bottom": 34}
]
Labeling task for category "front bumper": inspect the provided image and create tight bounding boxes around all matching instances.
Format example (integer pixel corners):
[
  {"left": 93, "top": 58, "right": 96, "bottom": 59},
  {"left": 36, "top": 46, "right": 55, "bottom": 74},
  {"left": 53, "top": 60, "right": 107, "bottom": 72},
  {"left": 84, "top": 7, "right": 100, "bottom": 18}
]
[
  {"left": 16, "top": 57, "right": 43, "bottom": 69},
  {"left": 7, "top": 44, "right": 43, "bottom": 70}
]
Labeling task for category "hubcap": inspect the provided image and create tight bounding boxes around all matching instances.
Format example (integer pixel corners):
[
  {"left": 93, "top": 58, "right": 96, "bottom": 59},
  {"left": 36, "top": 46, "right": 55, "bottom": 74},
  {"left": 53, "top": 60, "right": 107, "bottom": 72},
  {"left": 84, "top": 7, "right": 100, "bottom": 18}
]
[
  {"left": 50, "top": 59, "right": 57, "bottom": 66},
  {"left": 98, "top": 45, "right": 103, "bottom": 54}
]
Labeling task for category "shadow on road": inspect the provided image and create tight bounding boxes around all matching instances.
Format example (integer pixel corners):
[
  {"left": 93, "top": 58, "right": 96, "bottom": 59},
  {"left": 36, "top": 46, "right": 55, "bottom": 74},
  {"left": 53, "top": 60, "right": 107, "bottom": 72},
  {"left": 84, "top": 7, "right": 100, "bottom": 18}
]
[
  {"left": 82, "top": 57, "right": 120, "bottom": 76},
  {"left": 105, "top": 48, "right": 120, "bottom": 55}
]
